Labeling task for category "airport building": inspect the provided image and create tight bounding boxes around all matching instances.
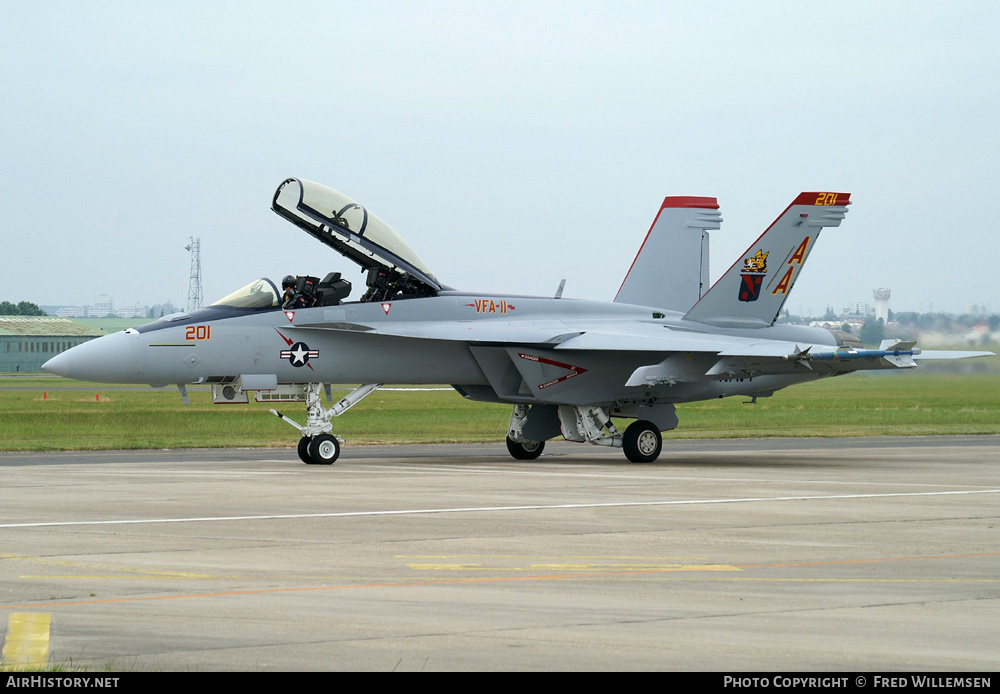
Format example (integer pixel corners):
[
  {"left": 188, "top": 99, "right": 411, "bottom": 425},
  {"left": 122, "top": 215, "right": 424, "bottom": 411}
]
[{"left": 0, "top": 316, "right": 105, "bottom": 373}]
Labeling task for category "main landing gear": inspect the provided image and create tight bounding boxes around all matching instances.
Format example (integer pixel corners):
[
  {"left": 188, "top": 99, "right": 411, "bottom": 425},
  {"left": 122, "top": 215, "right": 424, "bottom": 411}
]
[
  {"left": 506, "top": 436, "right": 545, "bottom": 460},
  {"left": 505, "top": 404, "right": 546, "bottom": 460},
  {"left": 271, "top": 383, "right": 381, "bottom": 465},
  {"left": 504, "top": 404, "right": 663, "bottom": 463},
  {"left": 621, "top": 420, "right": 662, "bottom": 463}
]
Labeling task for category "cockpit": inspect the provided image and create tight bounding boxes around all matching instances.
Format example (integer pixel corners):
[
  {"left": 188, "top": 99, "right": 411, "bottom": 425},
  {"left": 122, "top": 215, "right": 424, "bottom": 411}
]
[
  {"left": 271, "top": 178, "right": 444, "bottom": 302},
  {"left": 144, "top": 179, "right": 441, "bottom": 331},
  {"left": 209, "top": 272, "right": 354, "bottom": 312},
  {"left": 221, "top": 178, "right": 446, "bottom": 310}
]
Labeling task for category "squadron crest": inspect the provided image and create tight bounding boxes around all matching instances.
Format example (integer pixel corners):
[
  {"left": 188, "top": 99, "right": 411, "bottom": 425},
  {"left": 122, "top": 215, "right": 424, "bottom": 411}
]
[{"left": 739, "top": 250, "right": 768, "bottom": 302}]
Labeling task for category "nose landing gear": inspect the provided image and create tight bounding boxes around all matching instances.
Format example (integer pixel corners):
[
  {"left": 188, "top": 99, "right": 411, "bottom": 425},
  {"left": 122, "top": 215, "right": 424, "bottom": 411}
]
[{"left": 272, "top": 383, "right": 381, "bottom": 464}]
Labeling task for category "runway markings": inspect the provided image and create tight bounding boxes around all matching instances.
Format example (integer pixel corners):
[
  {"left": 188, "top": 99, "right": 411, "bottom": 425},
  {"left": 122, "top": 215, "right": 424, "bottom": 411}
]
[
  {"left": 739, "top": 552, "right": 1000, "bottom": 570},
  {"left": 1, "top": 613, "right": 50, "bottom": 669},
  {"left": 2, "top": 488, "right": 998, "bottom": 529},
  {"left": 2, "top": 551, "right": 997, "bottom": 612},
  {"left": 397, "top": 553, "right": 740, "bottom": 572},
  {"left": 0, "top": 552, "right": 216, "bottom": 580},
  {"left": 405, "top": 562, "right": 741, "bottom": 572}
]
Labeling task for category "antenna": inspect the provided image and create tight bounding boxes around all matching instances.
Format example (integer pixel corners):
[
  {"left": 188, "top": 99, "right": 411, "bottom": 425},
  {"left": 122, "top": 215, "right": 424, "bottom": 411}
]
[{"left": 184, "top": 237, "right": 203, "bottom": 312}]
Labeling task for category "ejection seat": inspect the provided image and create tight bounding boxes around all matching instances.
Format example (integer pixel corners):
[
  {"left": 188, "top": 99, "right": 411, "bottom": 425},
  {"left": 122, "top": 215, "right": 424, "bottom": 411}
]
[{"left": 315, "top": 272, "right": 352, "bottom": 306}]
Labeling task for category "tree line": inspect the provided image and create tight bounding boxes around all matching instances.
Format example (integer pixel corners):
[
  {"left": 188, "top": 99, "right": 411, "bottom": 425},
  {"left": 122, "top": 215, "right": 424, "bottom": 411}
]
[{"left": 0, "top": 301, "right": 46, "bottom": 316}]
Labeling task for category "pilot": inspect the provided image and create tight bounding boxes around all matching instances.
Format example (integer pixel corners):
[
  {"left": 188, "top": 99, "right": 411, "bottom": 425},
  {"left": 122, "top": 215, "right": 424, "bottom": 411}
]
[{"left": 281, "top": 275, "right": 297, "bottom": 309}]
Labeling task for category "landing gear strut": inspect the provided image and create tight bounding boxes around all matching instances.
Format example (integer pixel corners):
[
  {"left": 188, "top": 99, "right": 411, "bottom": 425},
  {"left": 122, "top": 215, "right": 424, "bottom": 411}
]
[
  {"left": 505, "top": 404, "right": 545, "bottom": 460},
  {"left": 504, "top": 404, "right": 665, "bottom": 463},
  {"left": 272, "top": 383, "right": 381, "bottom": 465}
]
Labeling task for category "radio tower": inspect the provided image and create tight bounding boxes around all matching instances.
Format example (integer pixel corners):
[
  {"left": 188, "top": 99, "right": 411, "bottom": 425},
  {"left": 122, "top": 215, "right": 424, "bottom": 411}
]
[{"left": 185, "top": 237, "right": 203, "bottom": 312}]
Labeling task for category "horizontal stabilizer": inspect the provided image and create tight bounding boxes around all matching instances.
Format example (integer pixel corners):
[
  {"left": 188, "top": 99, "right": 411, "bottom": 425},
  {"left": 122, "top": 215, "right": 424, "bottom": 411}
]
[
  {"left": 913, "top": 350, "right": 996, "bottom": 360},
  {"left": 881, "top": 340, "right": 995, "bottom": 362}
]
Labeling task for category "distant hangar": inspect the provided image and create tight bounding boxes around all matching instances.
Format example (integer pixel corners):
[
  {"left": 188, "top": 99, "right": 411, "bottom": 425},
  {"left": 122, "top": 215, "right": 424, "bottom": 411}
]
[{"left": 0, "top": 317, "right": 105, "bottom": 373}]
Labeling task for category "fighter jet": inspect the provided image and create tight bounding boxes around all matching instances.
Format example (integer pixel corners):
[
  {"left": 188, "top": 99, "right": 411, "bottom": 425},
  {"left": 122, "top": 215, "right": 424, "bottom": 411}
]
[{"left": 43, "top": 179, "right": 993, "bottom": 465}]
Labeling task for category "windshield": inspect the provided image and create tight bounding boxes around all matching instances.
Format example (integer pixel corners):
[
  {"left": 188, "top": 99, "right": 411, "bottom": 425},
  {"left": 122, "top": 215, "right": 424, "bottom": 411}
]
[{"left": 210, "top": 278, "right": 280, "bottom": 309}]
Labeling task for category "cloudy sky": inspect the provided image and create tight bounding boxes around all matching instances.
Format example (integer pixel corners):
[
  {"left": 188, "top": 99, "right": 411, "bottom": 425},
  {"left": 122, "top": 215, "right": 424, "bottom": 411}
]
[{"left": 3, "top": 1, "right": 998, "bottom": 316}]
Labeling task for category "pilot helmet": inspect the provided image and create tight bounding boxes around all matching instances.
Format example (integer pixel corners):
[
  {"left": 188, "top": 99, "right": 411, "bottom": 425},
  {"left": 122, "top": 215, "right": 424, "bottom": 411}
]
[{"left": 282, "top": 275, "right": 296, "bottom": 290}]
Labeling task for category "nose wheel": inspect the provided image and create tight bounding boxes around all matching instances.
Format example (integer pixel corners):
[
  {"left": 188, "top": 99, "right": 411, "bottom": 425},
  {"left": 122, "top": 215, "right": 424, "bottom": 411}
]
[
  {"left": 297, "top": 437, "right": 311, "bottom": 463},
  {"left": 298, "top": 434, "right": 340, "bottom": 465},
  {"left": 297, "top": 435, "right": 341, "bottom": 465}
]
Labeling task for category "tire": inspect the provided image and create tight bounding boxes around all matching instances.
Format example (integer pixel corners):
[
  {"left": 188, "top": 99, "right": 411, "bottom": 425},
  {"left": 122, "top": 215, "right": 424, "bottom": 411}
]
[
  {"left": 506, "top": 436, "right": 545, "bottom": 460},
  {"left": 297, "top": 437, "right": 312, "bottom": 464},
  {"left": 622, "top": 420, "right": 662, "bottom": 463},
  {"left": 307, "top": 434, "right": 340, "bottom": 465}
]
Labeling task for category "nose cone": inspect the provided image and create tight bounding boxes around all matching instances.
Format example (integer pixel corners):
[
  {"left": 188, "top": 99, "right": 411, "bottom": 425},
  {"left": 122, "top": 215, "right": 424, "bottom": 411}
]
[
  {"left": 41, "top": 351, "right": 71, "bottom": 378},
  {"left": 42, "top": 330, "right": 145, "bottom": 383}
]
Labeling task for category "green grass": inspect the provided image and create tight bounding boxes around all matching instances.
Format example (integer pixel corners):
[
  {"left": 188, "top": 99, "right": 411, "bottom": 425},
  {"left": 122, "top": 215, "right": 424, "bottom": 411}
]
[
  {"left": 666, "top": 371, "right": 1000, "bottom": 439},
  {"left": 0, "top": 381, "right": 510, "bottom": 451},
  {"left": 1, "top": 369, "right": 998, "bottom": 452}
]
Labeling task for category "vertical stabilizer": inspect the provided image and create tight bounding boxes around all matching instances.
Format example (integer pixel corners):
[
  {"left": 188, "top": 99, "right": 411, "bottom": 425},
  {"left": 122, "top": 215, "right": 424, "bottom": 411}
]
[
  {"left": 614, "top": 197, "right": 721, "bottom": 311},
  {"left": 682, "top": 192, "right": 850, "bottom": 328}
]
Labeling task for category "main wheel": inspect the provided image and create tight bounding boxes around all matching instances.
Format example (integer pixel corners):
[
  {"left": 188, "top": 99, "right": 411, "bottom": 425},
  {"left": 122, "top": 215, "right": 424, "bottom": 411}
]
[
  {"left": 506, "top": 436, "right": 545, "bottom": 460},
  {"left": 307, "top": 434, "right": 340, "bottom": 465},
  {"left": 297, "top": 436, "right": 312, "bottom": 464},
  {"left": 622, "top": 420, "right": 662, "bottom": 463}
]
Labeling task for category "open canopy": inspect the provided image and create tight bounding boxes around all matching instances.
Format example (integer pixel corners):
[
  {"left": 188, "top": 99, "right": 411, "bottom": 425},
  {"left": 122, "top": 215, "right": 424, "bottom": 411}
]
[{"left": 272, "top": 178, "right": 442, "bottom": 293}]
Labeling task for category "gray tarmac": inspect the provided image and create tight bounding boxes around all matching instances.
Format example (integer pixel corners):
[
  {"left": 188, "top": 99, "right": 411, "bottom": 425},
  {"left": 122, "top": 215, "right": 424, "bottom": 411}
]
[{"left": 1, "top": 437, "right": 998, "bottom": 672}]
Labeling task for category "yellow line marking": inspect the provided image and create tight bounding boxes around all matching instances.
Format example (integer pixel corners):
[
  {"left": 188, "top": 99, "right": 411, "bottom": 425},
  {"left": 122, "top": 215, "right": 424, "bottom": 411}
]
[
  {"left": 408, "top": 564, "right": 486, "bottom": 571},
  {"left": 0, "top": 574, "right": 997, "bottom": 612},
  {"left": 0, "top": 552, "right": 996, "bottom": 612},
  {"left": 395, "top": 555, "right": 710, "bottom": 560},
  {"left": 737, "top": 551, "right": 1000, "bottom": 570},
  {"left": 19, "top": 576, "right": 208, "bottom": 580},
  {"left": 2, "top": 552, "right": 216, "bottom": 579},
  {"left": 2, "top": 613, "right": 50, "bottom": 670},
  {"left": 406, "top": 563, "right": 741, "bottom": 572}
]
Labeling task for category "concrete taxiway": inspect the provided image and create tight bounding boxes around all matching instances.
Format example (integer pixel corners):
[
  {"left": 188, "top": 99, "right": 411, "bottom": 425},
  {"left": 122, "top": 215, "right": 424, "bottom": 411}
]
[{"left": 1, "top": 437, "right": 998, "bottom": 671}]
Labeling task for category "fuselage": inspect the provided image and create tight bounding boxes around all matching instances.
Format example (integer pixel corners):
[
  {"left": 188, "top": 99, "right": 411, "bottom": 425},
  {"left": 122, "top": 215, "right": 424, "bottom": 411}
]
[{"left": 43, "top": 282, "right": 845, "bottom": 408}]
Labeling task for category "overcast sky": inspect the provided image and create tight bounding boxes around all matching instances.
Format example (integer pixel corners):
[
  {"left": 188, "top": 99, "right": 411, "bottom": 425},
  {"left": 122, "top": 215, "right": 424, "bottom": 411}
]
[{"left": 3, "top": 1, "right": 998, "bottom": 316}]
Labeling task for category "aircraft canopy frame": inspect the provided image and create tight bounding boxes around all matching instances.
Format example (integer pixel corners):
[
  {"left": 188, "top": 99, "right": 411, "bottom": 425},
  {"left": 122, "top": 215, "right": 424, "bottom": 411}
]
[{"left": 272, "top": 178, "right": 442, "bottom": 293}]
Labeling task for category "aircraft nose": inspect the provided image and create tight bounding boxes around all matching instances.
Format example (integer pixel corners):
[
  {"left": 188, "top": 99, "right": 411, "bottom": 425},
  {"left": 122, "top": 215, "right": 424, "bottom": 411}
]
[
  {"left": 40, "top": 351, "right": 71, "bottom": 378},
  {"left": 42, "top": 330, "right": 146, "bottom": 382}
]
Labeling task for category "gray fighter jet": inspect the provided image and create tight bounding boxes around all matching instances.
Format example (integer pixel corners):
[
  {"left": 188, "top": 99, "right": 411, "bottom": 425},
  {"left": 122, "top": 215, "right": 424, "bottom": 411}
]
[{"left": 43, "top": 179, "right": 993, "bottom": 464}]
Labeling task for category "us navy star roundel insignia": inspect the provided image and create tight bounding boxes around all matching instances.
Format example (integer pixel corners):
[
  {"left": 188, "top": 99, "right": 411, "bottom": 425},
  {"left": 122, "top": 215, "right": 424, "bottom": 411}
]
[
  {"left": 275, "top": 328, "right": 319, "bottom": 370},
  {"left": 281, "top": 342, "right": 319, "bottom": 367}
]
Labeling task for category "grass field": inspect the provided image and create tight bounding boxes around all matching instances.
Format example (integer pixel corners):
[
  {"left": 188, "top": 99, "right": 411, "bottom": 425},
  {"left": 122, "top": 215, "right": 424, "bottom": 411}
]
[{"left": 2, "top": 361, "right": 998, "bottom": 452}]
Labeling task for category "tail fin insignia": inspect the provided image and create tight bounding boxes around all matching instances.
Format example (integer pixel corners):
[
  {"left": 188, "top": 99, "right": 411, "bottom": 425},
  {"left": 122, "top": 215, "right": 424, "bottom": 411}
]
[{"left": 683, "top": 192, "right": 850, "bottom": 328}]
